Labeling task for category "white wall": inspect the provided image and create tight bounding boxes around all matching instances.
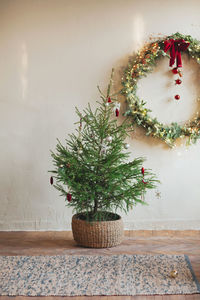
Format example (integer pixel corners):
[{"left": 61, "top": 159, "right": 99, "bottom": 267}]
[{"left": 1, "top": 0, "right": 200, "bottom": 231}]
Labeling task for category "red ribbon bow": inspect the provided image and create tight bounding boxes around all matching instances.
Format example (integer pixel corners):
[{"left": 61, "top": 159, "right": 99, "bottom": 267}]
[{"left": 164, "top": 39, "right": 190, "bottom": 68}]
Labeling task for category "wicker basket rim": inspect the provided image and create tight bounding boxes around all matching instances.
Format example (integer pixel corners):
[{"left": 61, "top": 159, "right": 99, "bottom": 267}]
[{"left": 72, "top": 212, "right": 122, "bottom": 224}]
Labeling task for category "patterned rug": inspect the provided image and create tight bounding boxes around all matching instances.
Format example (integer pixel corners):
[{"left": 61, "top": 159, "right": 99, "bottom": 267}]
[{"left": 0, "top": 254, "right": 200, "bottom": 296}]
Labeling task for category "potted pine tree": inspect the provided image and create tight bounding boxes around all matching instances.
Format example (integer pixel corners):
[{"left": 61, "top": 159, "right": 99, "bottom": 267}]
[{"left": 50, "top": 70, "right": 158, "bottom": 248}]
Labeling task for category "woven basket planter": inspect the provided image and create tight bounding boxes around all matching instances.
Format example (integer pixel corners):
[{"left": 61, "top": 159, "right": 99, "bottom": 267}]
[{"left": 72, "top": 212, "right": 124, "bottom": 248}]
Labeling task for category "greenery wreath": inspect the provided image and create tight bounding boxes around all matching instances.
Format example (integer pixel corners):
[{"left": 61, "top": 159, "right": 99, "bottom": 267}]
[{"left": 121, "top": 32, "right": 200, "bottom": 147}]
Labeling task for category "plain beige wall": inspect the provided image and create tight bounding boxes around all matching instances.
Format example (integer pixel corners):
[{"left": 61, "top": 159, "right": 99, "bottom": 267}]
[{"left": 1, "top": 0, "right": 200, "bottom": 230}]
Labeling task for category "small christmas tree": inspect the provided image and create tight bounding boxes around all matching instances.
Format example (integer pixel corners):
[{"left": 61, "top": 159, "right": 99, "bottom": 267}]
[{"left": 50, "top": 70, "right": 158, "bottom": 221}]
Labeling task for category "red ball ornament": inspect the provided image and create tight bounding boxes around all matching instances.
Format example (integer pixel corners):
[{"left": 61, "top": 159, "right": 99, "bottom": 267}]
[
  {"left": 175, "top": 79, "right": 182, "bottom": 85},
  {"left": 50, "top": 176, "right": 53, "bottom": 185},
  {"left": 115, "top": 108, "right": 119, "bottom": 117},
  {"left": 107, "top": 97, "right": 112, "bottom": 103},
  {"left": 172, "top": 68, "right": 178, "bottom": 74},
  {"left": 67, "top": 193, "right": 72, "bottom": 202},
  {"left": 141, "top": 167, "right": 145, "bottom": 175},
  {"left": 174, "top": 94, "right": 180, "bottom": 100}
]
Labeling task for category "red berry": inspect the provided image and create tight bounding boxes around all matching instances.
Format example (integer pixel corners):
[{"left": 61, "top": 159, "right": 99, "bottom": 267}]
[
  {"left": 142, "top": 179, "right": 148, "bottom": 184},
  {"left": 172, "top": 68, "right": 178, "bottom": 74},
  {"left": 175, "top": 79, "right": 182, "bottom": 85},
  {"left": 174, "top": 94, "right": 180, "bottom": 100},
  {"left": 107, "top": 97, "right": 112, "bottom": 103},
  {"left": 141, "top": 167, "right": 145, "bottom": 175},
  {"left": 115, "top": 108, "right": 119, "bottom": 117},
  {"left": 50, "top": 176, "right": 53, "bottom": 185}
]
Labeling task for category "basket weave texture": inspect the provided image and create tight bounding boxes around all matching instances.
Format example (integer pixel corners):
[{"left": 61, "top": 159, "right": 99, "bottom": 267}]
[{"left": 72, "top": 213, "right": 124, "bottom": 248}]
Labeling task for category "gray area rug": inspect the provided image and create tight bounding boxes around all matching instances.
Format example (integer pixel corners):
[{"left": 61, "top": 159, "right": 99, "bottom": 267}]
[{"left": 0, "top": 254, "right": 200, "bottom": 296}]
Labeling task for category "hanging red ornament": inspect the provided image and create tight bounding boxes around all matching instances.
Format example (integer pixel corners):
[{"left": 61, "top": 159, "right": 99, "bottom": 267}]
[
  {"left": 175, "top": 79, "right": 182, "bottom": 85},
  {"left": 67, "top": 193, "right": 72, "bottom": 202},
  {"left": 172, "top": 67, "right": 178, "bottom": 74},
  {"left": 142, "top": 179, "right": 148, "bottom": 184},
  {"left": 50, "top": 176, "right": 53, "bottom": 185},
  {"left": 107, "top": 97, "right": 112, "bottom": 103},
  {"left": 141, "top": 167, "right": 145, "bottom": 175},
  {"left": 115, "top": 108, "right": 119, "bottom": 117},
  {"left": 174, "top": 94, "right": 180, "bottom": 100}
]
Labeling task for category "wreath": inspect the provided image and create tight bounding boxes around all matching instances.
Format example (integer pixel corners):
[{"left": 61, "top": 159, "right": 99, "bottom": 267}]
[{"left": 122, "top": 32, "right": 200, "bottom": 147}]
